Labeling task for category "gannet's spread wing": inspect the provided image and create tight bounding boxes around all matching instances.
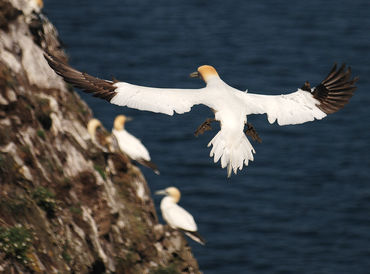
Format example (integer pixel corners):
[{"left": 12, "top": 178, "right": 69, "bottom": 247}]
[
  {"left": 112, "top": 84, "right": 206, "bottom": 115},
  {"left": 44, "top": 53, "right": 205, "bottom": 116},
  {"left": 241, "top": 64, "right": 358, "bottom": 125},
  {"left": 45, "top": 52, "right": 358, "bottom": 177}
]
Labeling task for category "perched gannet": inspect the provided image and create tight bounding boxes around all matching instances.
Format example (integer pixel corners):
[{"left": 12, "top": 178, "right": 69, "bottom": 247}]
[
  {"left": 112, "top": 115, "right": 159, "bottom": 175},
  {"left": 87, "top": 118, "right": 112, "bottom": 152},
  {"left": 88, "top": 118, "right": 102, "bottom": 142},
  {"left": 155, "top": 187, "right": 205, "bottom": 245},
  {"left": 44, "top": 53, "right": 358, "bottom": 177}
]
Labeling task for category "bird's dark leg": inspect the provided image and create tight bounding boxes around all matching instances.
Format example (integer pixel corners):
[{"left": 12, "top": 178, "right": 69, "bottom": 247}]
[
  {"left": 194, "top": 118, "right": 216, "bottom": 137},
  {"left": 245, "top": 122, "right": 262, "bottom": 143},
  {"left": 300, "top": 81, "right": 311, "bottom": 92}
]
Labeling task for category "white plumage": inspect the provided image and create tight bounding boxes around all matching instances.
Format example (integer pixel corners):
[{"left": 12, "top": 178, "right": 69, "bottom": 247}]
[
  {"left": 113, "top": 129, "right": 150, "bottom": 160},
  {"left": 242, "top": 90, "right": 327, "bottom": 125},
  {"left": 44, "top": 54, "right": 357, "bottom": 177},
  {"left": 155, "top": 187, "right": 205, "bottom": 245},
  {"left": 112, "top": 115, "right": 159, "bottom": 174}
]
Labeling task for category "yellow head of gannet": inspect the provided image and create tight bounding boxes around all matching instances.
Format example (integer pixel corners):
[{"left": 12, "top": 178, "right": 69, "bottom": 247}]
[
  {"left": 28, "top": 0, "right": 43, "bottom": 12},
  {"left": 112, "top": 115, "right": 159, "bottom": 174},
  {"left": 155, "top": 187, "right": 205, "bottom": 245},
  {"left": 87, "top": 118, "right": 103, "bottom": 141},
  {"left": 87, "top": 118, "right": 113, "bottom": 152},
  {"left": 157, "top": 187, "right": 181, "bottom": 203},
  {"left": 190, "top": 65, "right": 220, "bottom": 83},
  {"left": 36, "top": 0, "right": 44, "bottom": 8},
  {"left": 113, "top": 114, "right": 133, "bottom": 131}
]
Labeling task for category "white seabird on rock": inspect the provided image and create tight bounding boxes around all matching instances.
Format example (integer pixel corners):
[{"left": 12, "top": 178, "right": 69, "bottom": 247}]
[
  {"left": 155, "top": 187, "right": 205, "bottom": 245},
  {"left": 87, "top": 118, "right": 112, "bottom": 152},
  {"left": 44, "top": 53, "right": 358, "bottom": 177},
  {"left": 112, "top": 114, "right": 159, "bottom": 175}
]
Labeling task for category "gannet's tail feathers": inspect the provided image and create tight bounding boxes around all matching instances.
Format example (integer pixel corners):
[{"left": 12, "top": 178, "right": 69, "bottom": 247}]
[
  {"left": 208, "top": 131, "right": 255, "bottom": 177},
  {"left": 183, "top": 230, "right": 206, "bottom": 245}
]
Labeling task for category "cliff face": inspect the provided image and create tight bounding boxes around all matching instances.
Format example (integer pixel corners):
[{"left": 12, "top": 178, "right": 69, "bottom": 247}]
[{"left": 0, "top": 0, "right": 200, "bottom": 273}]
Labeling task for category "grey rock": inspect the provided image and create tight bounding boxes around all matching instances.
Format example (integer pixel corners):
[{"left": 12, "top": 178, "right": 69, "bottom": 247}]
[{"left": 0, "top": 0, "right": 200, "bottom": 273}]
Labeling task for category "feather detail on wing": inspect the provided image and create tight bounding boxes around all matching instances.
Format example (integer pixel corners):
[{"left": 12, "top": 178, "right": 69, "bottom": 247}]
[
  {"left": 241, "top": 64, "right": 358, "bottom": 126},
  {"left": 111, "top": 130, "right": 160, "bottom": 174},
  {"left": 44, "top": 53, "right": 205, "bottom": 116},
  {"left": 111, "top": 83, "right": 205, "bottom": 115},
  {"left": 312, "top": 63, "right": 358, "bottom": 114},
  {"left": 44, "top": 53, "right": 117, "bottom": 101},
  {"left": 112, "top": 129, "right": 150, "bottom": 160},
  {"left": 163, "top": 204, "right": 198, "bottom": 232}
]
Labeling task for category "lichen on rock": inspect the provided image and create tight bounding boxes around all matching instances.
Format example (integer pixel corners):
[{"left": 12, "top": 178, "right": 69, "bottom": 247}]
[{"left": 0, "top": 0, "right": 200, "bottom": 273}]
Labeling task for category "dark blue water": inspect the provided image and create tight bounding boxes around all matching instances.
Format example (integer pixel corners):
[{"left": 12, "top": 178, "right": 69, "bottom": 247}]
[{"left": 44, "top": 1, "right": 370, "bottom": 273}]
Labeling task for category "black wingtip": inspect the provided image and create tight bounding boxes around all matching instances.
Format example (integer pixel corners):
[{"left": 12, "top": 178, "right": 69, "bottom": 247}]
[
  {"left": 137, "top": 159, "right": 160, "bottom": 175},
  {"left": 44, "top": 51, "right": 117, "bottom": 102},
  {"left": 184, "top": 230, "right": 206, "bottom": 245},
  {"left": 311, "top": 63, "right": 358, "bottom": 114}
]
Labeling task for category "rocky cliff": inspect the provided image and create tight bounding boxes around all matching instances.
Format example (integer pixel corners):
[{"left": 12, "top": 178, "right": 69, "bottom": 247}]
[{"left": 0, "top": 0, "right": 200, "bottom": 273}]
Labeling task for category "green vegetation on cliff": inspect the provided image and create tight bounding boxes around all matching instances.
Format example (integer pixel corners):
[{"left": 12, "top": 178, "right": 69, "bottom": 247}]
[{"left": 0, "top": 0, "right": 200, "bottom": 273}]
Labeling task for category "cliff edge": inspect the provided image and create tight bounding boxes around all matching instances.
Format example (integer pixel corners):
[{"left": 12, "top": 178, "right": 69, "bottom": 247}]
[{"left": 0, "top": 0, "right": 200, "bottom": 273}]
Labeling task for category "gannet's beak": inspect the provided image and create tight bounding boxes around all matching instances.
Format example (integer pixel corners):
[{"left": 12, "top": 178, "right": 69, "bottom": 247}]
[
  {"left": 189, "top": 71, "right": 200, "bottom": 78},
  {"left": 125, "top": 116, "right": 133, "bottom": 122},
  {"left": 155, "top": 189, "right": 167, "bottom": 196}
]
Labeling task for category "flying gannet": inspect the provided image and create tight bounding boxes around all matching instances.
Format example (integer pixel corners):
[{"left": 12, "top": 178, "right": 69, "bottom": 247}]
[
  {"left": 44, "top": 53, "right": 358, "bottom": 177},
  {"left": 155, "top": 187, "right": 205, "bottom": 245},
  {"left": 112, "top": 114, "right": 159, "bottom": 175}
]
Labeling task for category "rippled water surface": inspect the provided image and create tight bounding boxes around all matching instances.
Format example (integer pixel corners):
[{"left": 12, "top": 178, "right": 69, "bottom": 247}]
[{"left": 44, "top": 1, "right": 370, "bottom": 273}]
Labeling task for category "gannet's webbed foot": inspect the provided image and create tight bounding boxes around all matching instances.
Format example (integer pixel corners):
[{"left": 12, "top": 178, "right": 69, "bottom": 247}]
[
  {"left": 194, "top": 118, "right": 215, "bottom": 137},
  {"left": 245, "top": 122, "right": 262, "bottom": 143}
]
